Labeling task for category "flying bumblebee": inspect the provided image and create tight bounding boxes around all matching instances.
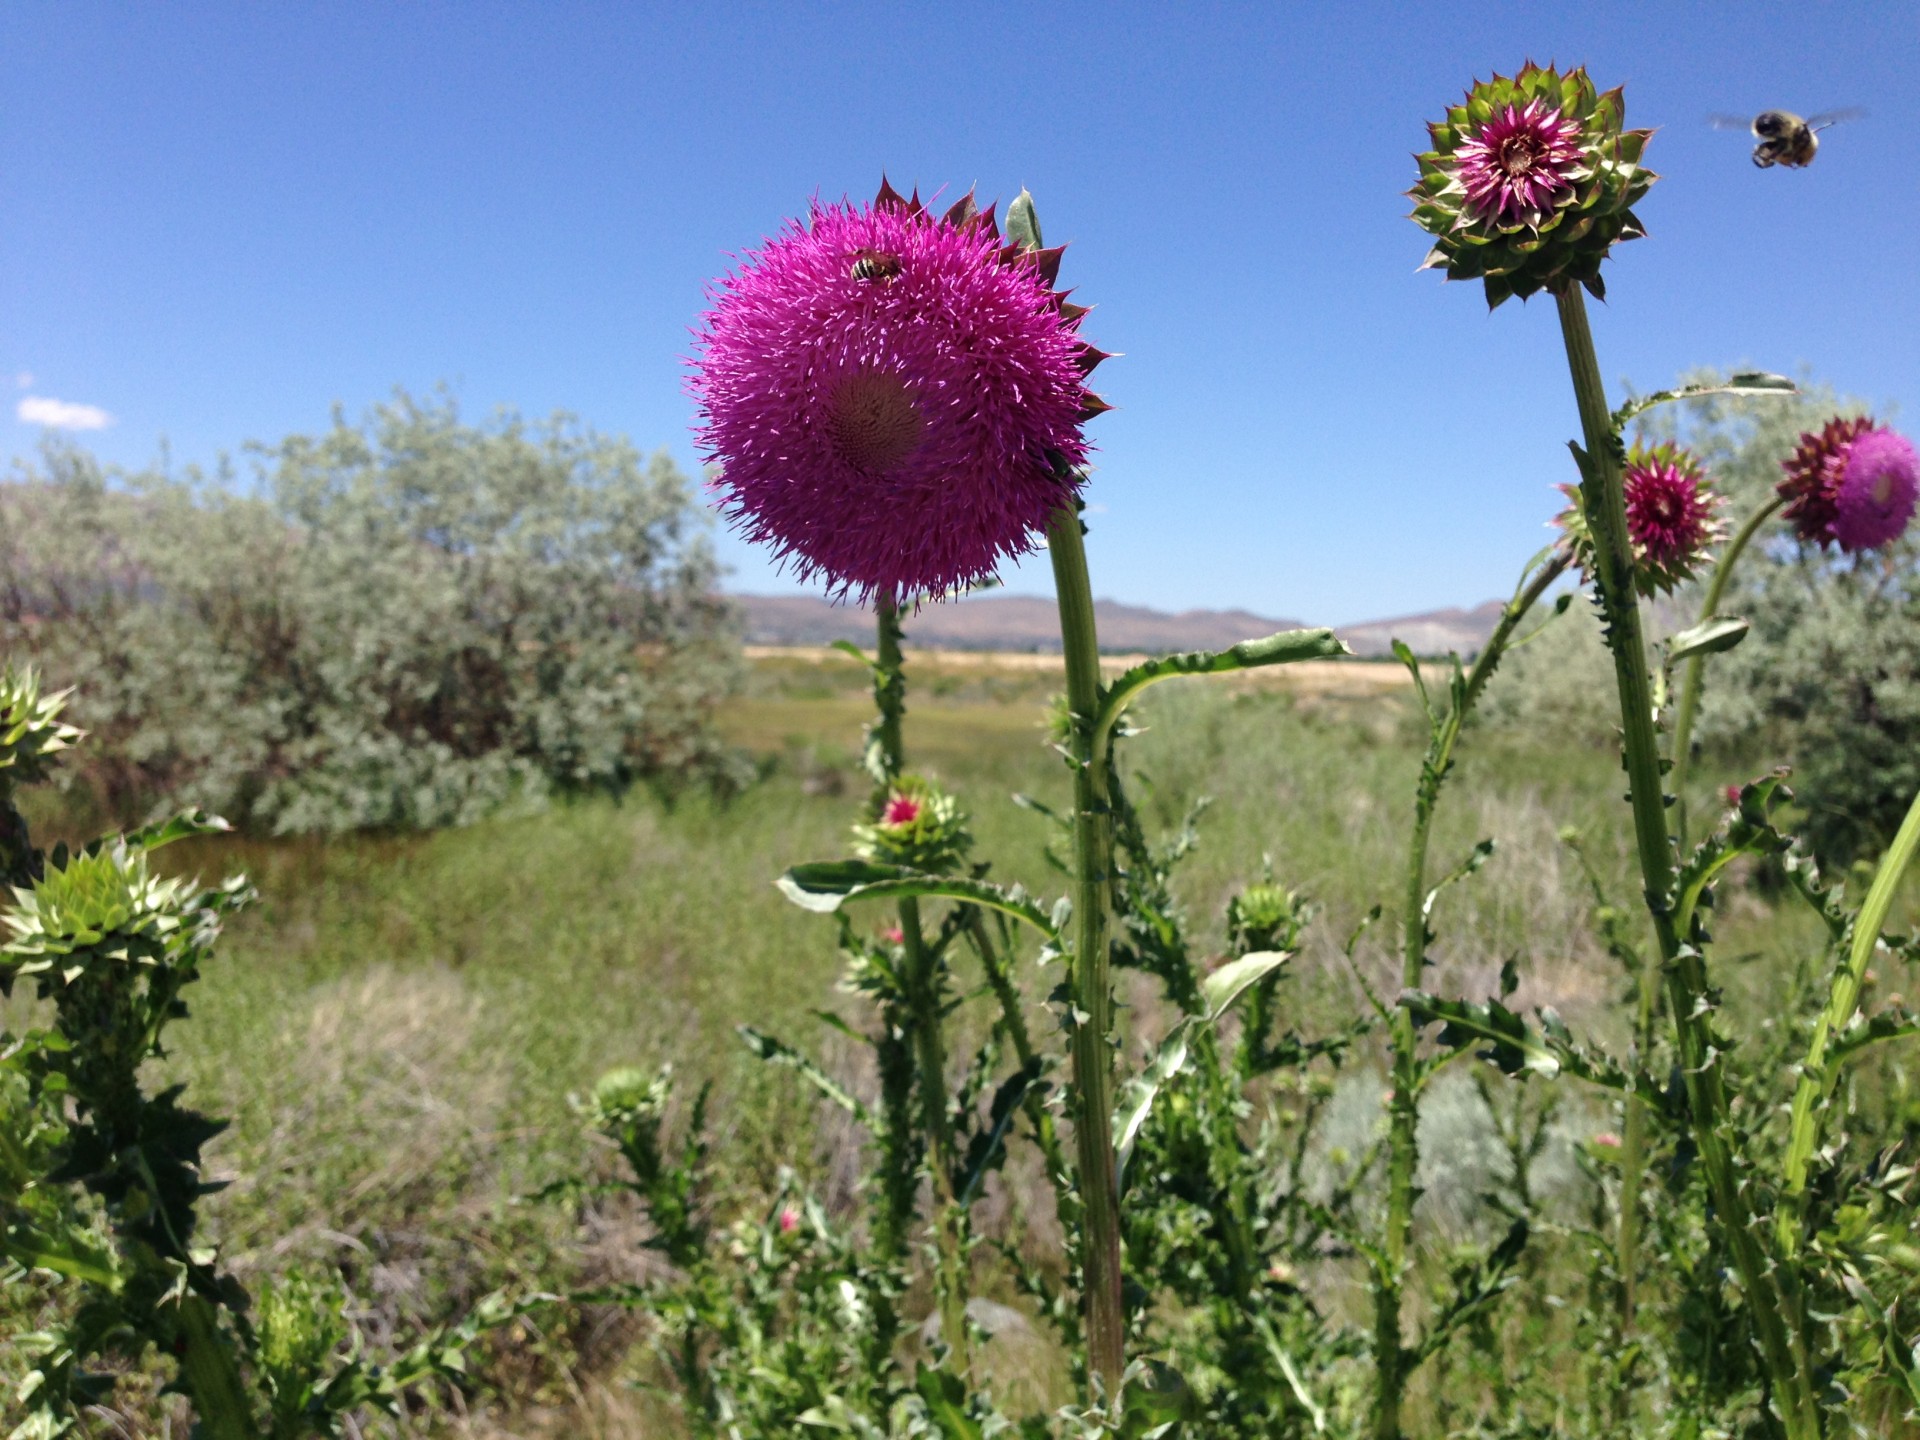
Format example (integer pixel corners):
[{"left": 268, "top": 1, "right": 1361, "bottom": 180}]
[{"left": 1710, "top": 109, "right": 1864, "bottom": 168}]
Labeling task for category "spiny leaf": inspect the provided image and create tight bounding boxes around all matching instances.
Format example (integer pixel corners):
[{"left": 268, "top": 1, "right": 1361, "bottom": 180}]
[
  {"left": 1097, "top": 629, "right": 1347, "bottom": 750},
  {"left": 777, "top": 861, "right": 1059, "bottom": 940},
  {"left": 736, "top": 1025, "right": 872, "bottom": 1125},
  {"left": 1610, "top": 372, "right": 1796, "bottom": 432}
]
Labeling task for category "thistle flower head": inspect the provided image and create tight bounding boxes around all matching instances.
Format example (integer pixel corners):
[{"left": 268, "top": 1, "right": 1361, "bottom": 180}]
[
  {"left": 1411, "top": 63, "right": 1655, "bottom": 307},
  {"left": 1778, "top": 416, "right": 1918, "bottom": 553},
  {"left": 1623, "top": 443, "right": 1726, "bottom": 592},
  {"left": 1833, "top": 430, "right": 1918, "bottom": 552},
  {"left": 1554, "top": 442, "right": 1724, "bottom": 596},
  {"left": 851, "top": 773, "right": 970, "bottom": 872},
  {"left": 1227, "top": 883, "right": 1306, "bottom": 953},
  {"left": 1456, "top": 99, "right": 1586, "bottom": 227},
  {"left": 690, "top": 181, "right": 1110, "bottom": 605}
]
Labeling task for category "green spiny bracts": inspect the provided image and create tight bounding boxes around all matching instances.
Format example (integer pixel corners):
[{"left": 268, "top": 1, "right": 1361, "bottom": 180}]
[
  {"left": 1411, "top": 63, "right": 1655, "bottom": 307},
  {"left": 851, "top": 773, "right": 972, "bottom": 873},
  {"left": 3, "top": 843, "right": 192, "bottom": 974},
  {"left": 1227, "top": 883, "right": 1307, "bottom": 953},
  {"left": 1, "top": 665, "right": 84, "bottom": 786}
]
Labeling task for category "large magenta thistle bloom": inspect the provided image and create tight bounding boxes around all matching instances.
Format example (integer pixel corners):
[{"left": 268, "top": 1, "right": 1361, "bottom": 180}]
[
  {"left": 690, "top": 183, "right": 1109, "bottom": 605},
  {"left": 1779, "top": 416, "right": 1919, "bottom": 553},
  {"left": 1832, "top": 431, "right": 1918, "bottom": 552},
  {"left": 1455, "top": 99, "right": 1585, "bottom": 227}
]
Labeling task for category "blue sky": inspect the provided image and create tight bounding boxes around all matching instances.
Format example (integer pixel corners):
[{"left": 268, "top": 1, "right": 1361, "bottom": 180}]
[{"left": 4, "top": 2, "right": 1915, "bottom": 625}]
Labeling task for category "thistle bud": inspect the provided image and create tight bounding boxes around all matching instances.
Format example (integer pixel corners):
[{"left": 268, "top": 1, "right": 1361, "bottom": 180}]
[{"left": 1411, "top": 63, "right": 1655, "bottom": 307}]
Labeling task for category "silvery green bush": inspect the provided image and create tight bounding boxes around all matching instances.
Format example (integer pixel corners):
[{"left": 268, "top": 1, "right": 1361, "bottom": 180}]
[{"left": 0, "top": 391, "right": 742, "bottom": 833}]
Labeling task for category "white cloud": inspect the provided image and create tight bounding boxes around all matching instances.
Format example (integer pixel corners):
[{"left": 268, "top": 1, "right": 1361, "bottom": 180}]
[
  {"left": 13, "top": 372, "right": 33, "bottom": 390},
  {"left": 17, "top": 395, "right": 114, "bottom": 430}
]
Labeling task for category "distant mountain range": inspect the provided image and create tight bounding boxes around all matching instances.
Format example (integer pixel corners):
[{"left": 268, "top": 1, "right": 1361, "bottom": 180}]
[{"left": 731, "top": 593, "right": 1507, "bottom": 659}]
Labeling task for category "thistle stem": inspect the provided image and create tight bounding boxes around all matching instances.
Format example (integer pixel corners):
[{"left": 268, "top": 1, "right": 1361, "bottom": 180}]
[
  {"left": 1620, "top": 490, "right": 1781, "bottom": 1341},
  {"left": 1374, "top": 553, "right": 1565, "bottom": 1440},
  {"left": 1555, "top": 286, "right": 1821, "bottom": 1440},
  {"left": 1777, "top": 784, "right": 1920, "bottom": 1257},
  {"left": 1046, "top": 503, "right": 1125, "bottom": 1397},
  {"left": 175, "top": 1294, "right": 259, "bottom": 1440},
  {"left": 1670, "top": 492, "right": 1786, "bottom": 848},
  {"left": 870, "top": 601, "right": 969, "bottom": 1369},
  {"left": 1612, "top": 912, "right": 1660, "bottom": 1341}
]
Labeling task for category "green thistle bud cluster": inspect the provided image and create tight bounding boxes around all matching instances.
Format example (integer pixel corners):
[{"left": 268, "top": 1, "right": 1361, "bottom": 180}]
[
  {"left": 1, "top": 665, "right": 84, "bottom": 786},
  {"left": 588, "top": 1065, "right": 671, "bottom": 1132},
  {"left": 1228, "top": 883, "right": 1306, "bottom": 953},
  {"left": 3, "top": 844, "right": 192, "bottom": 977},
  {"left": 851, "top": 774, "right": 971, "bottom": 873},
  {"left": 1411, "top": 63, "right": 1654, "bottom": 307}
]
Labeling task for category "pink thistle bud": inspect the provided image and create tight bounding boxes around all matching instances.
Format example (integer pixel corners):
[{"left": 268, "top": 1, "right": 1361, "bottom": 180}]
[
  {"left": 881, "top": 793, "right": 923, "bottom": 828},
  {"left": 1555, "top": 442, "right": 1724, "bottom": 595},
  {"left": 778, "top": 1207, "right": 799, "bottom": 1233},
  {"left": 1593, "top": 1131, "right": 1622, "bottom": 1148},
  {"left": 880, "top": 925, "right": 905, "bottom": 945},
  {"left": 1725, "top": 784, "right": 1742, "bottom": 806},
  {"left": 689, "top": 181, "right": 1108, "bottom": 604},
  {"left": 1623, "top": 445, "right": 1724, "bottom": 589}
]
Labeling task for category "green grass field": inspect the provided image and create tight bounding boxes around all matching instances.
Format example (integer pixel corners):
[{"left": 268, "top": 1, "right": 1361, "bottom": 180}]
[{"left": 5, "top": 647, "right": 1905, "bottom": 1435}]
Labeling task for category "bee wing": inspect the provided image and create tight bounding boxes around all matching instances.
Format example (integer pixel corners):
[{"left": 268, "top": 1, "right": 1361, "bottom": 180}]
[
  {"left": 1806, "top": 107, "right": 1866, "bottom": 131},
  {"left": 1707, "top": 113, "right": 1756, "bottom": 133}
]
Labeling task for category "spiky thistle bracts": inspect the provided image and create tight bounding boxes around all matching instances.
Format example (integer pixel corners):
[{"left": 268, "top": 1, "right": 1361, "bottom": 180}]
[
  {"left": 689, "top": 182, "right": 1110, "bottom": 607},
  {"left": 851, "top": 773, "right": 971, "bottom": 873},
  {"left": 1556, "top": 442, "right": 1725, "bottom": 596},
  {"left": 1778, "top": 416, "right": 1918, "bottom": 553},
  {"left": 1410, "top": 63, "right": 1655, "bottom": 307}
]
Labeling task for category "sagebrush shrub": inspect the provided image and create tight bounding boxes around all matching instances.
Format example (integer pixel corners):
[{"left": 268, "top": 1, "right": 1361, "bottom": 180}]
[{"left": 0, "top": 391, "right": 744, "bottom": 833}]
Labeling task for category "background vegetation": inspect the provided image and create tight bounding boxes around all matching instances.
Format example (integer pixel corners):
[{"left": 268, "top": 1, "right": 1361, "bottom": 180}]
[{"left": 0, "top": 392, "right": 742, "bottom": 835}]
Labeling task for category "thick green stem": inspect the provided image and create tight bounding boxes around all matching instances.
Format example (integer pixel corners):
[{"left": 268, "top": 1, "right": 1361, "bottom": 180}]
[
  {"left": 1612, "top": 913, "right": 1661, "bottom": 1340},
  {"left": 1374, "top": 556, "right": 1565, "bottom": 1440},
  {"left": 1555, "top": 287, "right": 1821, "bottom": 1440},
  {"left": 1671, "top": 493, "right": 1787, "bottom": 848},
  {"left": 1046, "top": 504, "right": 1125, "bottom": 1396},
  {"left": 1777, "top": 785, "right": 1920, "bottom": 1256},
  {"left": 900, "top": 895, "right": 969, "bottom": 1366},
  {"left": 868, "top": 601, "right": 968, "bottom": 1366},
  {"left": 176, "top": 1294, "right": 259, "bottom": 1440},
  {"left": 1620, "top": 492, "right": 1782, "bottom": 1338}
]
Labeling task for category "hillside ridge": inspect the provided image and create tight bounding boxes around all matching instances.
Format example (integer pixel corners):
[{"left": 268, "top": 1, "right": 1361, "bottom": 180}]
[{"left": 732, "top": 592, "right": 1506, "bottom": 659}]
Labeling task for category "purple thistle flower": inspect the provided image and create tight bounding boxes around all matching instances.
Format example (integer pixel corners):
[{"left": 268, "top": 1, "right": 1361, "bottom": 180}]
[
  {"left": 1831, "top": 430, "right": 1918, "bottom": 553},
  {"left": 1623, "top": 445, "right": 1724, "bottom": 584},
  {"left": 1455, "top": 99, "right": 1586, "bottom": 228},
  {"left": 689, "top": 183, "right": 1109, "bottom": 605},
  {"left": 1555, "top": 442, "right": 1724, "bottom": 596},
  {"left": 1779, "top": 416, "right": 1916, "bottom": 553}
]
